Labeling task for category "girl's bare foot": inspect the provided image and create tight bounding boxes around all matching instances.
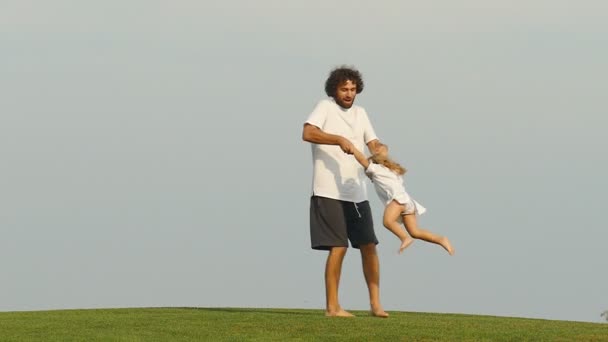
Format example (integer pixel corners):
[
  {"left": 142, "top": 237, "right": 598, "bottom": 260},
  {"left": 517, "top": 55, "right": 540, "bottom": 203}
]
[
  {"left": 440, "top": 237, "right": 455, "bottom": 255},
  {"left": 398, "top": 236, "right": 414, "bottom": 254},
  {"left": 325, "top": 309, "right": 355, "bottom": 317}
]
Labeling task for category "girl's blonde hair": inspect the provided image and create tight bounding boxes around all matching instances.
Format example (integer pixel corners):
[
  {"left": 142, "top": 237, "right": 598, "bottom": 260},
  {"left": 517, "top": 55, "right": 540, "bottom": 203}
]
[{"left": 369, "top": 146, "right": 407, "bottom": 175}]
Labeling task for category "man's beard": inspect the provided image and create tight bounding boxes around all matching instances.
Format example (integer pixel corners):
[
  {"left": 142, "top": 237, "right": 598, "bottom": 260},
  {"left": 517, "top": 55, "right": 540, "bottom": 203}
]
[{"left": 337, "top": 98, "right": 354, "bottom": 109}]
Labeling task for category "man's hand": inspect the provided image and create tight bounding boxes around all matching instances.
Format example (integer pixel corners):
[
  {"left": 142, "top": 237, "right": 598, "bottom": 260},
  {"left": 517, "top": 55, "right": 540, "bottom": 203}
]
[
  {"left": 338, "top": 137, "right": 355, "bottom": 154},
  {"left": 367, "top": 139, "right": 382, "bottom": 154},
  {"left": 302, "top": 124, "right": 355, "bottom": 154}
]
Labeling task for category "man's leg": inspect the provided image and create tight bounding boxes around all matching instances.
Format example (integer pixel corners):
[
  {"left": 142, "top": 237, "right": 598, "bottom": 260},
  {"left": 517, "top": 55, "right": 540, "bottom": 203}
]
[
  {"left": 325, "top": 246, "right": 353, "bottom": 317},
  {"left": 359, "top": 243, "right": 389, "bottom": 318}
]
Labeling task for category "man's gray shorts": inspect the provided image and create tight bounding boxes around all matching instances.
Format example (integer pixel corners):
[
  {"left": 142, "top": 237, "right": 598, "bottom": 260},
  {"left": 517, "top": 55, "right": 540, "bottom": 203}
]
[{"left": 309, "top": 195, "right": 378, "bottom": 250}]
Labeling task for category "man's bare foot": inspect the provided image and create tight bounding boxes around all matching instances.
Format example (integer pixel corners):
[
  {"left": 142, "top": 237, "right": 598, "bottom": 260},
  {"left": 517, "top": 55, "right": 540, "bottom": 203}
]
[
  {"left": 325, "top": 309, "right": 355, "bottom": 317},
  {"left": 398, "top": 237, "right": 414, "bottom": 254},
  {"left": 440, "top": 237, "right": 455, "bottom": 255},
  {"left": 371, "top": 306, "right": 389, "bottom": 318}
]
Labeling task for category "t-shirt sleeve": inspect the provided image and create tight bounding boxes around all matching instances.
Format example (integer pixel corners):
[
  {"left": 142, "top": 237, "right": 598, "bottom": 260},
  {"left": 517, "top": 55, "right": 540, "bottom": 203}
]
[
  {"left": 305, "top": 100, "right": 327, "bottom": 129},
  {"left": 365, "top": 163, "right": 379, "bottom": 177},
  {"left": 361, "top": 109, "right": 378, "bottom": 144}
]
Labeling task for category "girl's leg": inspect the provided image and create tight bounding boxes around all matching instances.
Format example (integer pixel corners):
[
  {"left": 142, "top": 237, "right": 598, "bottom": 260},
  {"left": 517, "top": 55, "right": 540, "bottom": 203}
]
[
  {"left": 402, "top": 214, "right": 454, "bottom": 255},
  {"left": 383, "top": 201, "right": 414, "bottom": 254}
]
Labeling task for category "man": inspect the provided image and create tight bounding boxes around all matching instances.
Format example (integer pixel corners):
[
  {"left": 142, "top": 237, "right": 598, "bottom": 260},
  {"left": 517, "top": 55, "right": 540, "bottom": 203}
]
[{"left": 302, "top": 66, "right": 387, "bottom": 318}]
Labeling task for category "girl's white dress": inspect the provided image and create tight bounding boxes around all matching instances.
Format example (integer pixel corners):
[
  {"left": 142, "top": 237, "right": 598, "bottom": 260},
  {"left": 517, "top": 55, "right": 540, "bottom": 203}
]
[{"left": 365, "top": 163, "right": 426, "bottom": 215}]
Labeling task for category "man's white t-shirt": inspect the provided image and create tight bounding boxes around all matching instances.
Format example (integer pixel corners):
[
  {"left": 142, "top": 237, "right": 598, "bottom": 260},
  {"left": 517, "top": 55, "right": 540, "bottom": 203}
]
[{"left": 305, "top": 98, "right": 378, "bottom": 203}]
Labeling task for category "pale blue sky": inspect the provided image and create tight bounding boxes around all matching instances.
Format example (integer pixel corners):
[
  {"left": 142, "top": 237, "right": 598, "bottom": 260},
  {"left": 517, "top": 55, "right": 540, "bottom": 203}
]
[{"left": 1, "top": 1, "right": 607, "bottom": 323}]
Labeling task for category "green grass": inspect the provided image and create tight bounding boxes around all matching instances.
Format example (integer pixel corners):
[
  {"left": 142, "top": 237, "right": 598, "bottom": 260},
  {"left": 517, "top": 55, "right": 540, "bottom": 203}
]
[{"left": 0, "top": 307, "right": 606, "bottom": 341}]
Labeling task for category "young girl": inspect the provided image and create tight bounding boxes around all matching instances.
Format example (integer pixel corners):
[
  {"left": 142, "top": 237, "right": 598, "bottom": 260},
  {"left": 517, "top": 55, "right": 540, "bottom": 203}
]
[{"left": 353, "top": 144, "right": 454, "bottom": 255}]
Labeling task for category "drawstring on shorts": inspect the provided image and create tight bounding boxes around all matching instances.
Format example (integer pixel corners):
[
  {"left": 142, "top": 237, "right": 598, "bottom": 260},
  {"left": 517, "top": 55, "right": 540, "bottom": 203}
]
[{"left": 353, "top": 203, "right": 362, "bottom": 218}]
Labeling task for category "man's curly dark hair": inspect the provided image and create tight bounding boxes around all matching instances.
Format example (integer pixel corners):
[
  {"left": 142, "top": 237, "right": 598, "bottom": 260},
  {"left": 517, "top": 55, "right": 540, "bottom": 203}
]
[{"left": 324, "top": 66, "right": 364, "bottom": 97}]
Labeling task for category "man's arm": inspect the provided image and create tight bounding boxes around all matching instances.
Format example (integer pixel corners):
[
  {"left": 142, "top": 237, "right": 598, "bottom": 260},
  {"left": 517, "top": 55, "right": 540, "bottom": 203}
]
[
  {"left": 302, "top": 123, "right": 355, "bottom": 154},
  {"left": 367, "top": 139, "right": 381, "bottom": 154}
]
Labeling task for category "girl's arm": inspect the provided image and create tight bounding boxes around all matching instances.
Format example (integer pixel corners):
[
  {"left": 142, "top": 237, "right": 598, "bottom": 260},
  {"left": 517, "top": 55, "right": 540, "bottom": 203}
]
[{"left": 352, "top": 148, "right": 370, "bottom": 169}]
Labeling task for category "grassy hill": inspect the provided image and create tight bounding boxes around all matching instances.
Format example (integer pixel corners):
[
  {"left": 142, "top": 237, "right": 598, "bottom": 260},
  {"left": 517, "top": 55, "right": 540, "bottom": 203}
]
[{"left": 0, "top": 307, "right": 606, "bottom": 341}]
